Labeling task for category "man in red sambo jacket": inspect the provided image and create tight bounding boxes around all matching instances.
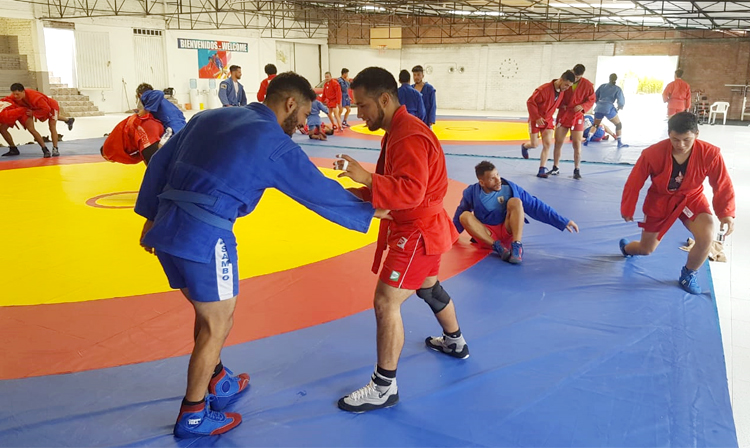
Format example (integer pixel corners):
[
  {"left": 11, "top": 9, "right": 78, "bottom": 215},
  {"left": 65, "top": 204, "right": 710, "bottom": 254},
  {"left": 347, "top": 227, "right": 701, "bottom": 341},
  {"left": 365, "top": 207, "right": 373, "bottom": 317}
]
[
  {"left": 3, "top": 83, "right": 75, "bottom": 157},
  {"left": 101, "top": 113, "right": 164, "bottom": 165},
  {"left": 334, "top": 67, "right": 469, "bottom": 413},
  {"left": 620, "top": 112, "right": 735, "bottom": 295},
  {"left": 521, "top": 71, "right": 575, "bottom": 178},
  {"left": 551, "top": 64, "right": 596, "bottom": 180}
]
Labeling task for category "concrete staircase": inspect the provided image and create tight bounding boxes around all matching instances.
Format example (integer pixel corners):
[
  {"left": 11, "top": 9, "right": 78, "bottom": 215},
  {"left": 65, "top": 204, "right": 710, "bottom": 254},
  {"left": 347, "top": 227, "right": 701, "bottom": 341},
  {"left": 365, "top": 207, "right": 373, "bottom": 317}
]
[
  {"left": 0, "top": 36, "right": 35, "bottom": 91},
  {"left": 49, "top": 75, "right": 104, "bottom": 117}
]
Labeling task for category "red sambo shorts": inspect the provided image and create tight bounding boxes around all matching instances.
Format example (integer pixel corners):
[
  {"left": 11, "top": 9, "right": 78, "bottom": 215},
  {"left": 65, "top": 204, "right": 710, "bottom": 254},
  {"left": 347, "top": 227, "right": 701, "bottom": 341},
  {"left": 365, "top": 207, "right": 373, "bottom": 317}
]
[
  {"left": 479, "top": 222, "right": 513, "bottom": 250},
  {"left": 529, "top": 118, "right": 555, "bottom": 135},
  {"left": 557, "top": 110, "right": 585, "bottom": 131},
  {"left": 639, "top": 196, "right": 712, "bottom": 237},
  {"left": 380, "top": 231, "right": 441, "bottom": 290}
]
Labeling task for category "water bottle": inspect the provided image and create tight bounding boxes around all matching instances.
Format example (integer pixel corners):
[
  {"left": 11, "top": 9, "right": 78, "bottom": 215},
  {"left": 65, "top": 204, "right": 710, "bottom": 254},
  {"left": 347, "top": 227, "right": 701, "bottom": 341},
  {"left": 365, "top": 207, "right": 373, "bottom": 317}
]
[
  {"left": 159, "top": 127, "right": 173, "bottom": 147},
  {"left": 716, "top": 227, "right": 726, "bottom": 243}
]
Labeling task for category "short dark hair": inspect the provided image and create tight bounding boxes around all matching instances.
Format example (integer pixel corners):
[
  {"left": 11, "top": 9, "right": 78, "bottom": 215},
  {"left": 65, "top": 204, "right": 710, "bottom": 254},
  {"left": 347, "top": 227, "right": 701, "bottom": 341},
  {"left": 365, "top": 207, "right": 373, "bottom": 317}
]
[
  {"left": 341, "top": 68, "right": 349, "bottom": 75},
  {"left": 229, "top": 65, "right": 241, "bottom": 73},
  {"left": 136, "top": 83, "right": 153, "bottom": 97},
  {"left": 265, "top": 71, "right": 316, "bottom": 105},
  {"left": 412, "top": 65, "right": 424, "bottom": 73},
  {"left": 609, "top": 73, "right": 618, "bottom": 83},
  {"left": 675, "top": 69, "right": 684, "bottom": 78},
  {"left": 573, "top": 64, "right": 585, "bottom": 76},
  {"left": 10, "top": 83, "right": 24, "bottom": 92},
  {"left": 325, "top": 71, "right": 331, "bottom": 76},
  {"left": 264, "top": 64, "right": 277, "bottom": 75},
  {"left": 398, "top": 69, "right": 410, "bottom": 83},
  {"left": 668, "top": 111, "right": 699, "bottom": 134},
  {"left": 475, "top": 160, "right": 496, "bottom": 178},
  {"left": 350, "top": 67, "right": 398, "bottom": 101},
  {"left": 561, "top": 70, "right": 576, "bottom": 83}
]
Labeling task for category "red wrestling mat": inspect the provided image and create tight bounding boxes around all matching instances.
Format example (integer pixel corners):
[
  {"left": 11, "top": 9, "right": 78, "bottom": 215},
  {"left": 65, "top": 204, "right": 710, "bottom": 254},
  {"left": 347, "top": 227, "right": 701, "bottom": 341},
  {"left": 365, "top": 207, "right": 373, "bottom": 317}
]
[{"left": 0, "top": 158, "right": 486, "bottom": 380}]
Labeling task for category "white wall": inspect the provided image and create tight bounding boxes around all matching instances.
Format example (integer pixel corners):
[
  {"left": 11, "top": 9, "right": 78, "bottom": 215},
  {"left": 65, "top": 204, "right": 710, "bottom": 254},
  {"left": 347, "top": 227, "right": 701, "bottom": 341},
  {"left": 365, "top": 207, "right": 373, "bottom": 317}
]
[
  {"left": 329, "top": 41, "right": 615, "bottom": 113},
  {"left": 42, "top": 16, "right": 327, "bottom": 113}
]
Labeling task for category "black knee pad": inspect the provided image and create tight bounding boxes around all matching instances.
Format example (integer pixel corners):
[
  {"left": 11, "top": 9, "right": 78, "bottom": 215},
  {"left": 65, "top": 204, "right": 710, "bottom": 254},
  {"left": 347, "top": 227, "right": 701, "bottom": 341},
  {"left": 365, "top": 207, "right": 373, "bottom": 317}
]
[
  {"left": 416, "top": 281, "right": 451, "bottom": 314},
  {"left": 615, "top": 122, "right": 623, "bottom": 131}
]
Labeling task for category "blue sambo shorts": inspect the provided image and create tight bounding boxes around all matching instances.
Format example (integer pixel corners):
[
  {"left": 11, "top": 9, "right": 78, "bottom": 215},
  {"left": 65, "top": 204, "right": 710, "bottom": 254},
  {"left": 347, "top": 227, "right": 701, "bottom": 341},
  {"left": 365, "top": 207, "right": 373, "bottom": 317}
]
[
  {"left": 156, "top": 238, "right": 239, "bottom": 302},
  {"left": 594, "top": 105, "right": 618, "bottom": 121}
]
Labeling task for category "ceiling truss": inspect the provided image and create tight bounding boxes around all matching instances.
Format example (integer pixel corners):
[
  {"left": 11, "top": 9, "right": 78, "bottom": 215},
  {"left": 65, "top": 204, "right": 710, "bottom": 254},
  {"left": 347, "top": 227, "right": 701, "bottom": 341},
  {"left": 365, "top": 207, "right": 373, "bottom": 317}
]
[{"left": 16, "top": 0, "right": 750, "bottom": 40}]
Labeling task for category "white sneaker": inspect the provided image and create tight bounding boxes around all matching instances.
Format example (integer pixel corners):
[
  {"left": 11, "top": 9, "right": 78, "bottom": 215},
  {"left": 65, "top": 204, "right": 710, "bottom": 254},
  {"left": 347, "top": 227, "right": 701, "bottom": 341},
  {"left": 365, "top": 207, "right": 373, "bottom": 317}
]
[
  {"left": 425, "top": 335, "right": 470, "bottom": 359},
  {"left": 338, "top": 374, "right": 399, "bottom": 413}
]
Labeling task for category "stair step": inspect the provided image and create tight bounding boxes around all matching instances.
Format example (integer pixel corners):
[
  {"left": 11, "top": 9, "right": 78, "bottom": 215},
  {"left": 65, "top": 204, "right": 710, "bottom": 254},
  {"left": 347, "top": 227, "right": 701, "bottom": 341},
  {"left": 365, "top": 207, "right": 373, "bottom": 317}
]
[
  {"left": 57, "top": 100, "right": 95, "bottom": 107},
  {"left": 53, "top": 94, "right": 90, "bottom": 102},
  {"left": 49, "top": 76, "right": 61, "bottom": 84},
  {"left": 50, "top": 87, "right": 78, "bottom": 96}
]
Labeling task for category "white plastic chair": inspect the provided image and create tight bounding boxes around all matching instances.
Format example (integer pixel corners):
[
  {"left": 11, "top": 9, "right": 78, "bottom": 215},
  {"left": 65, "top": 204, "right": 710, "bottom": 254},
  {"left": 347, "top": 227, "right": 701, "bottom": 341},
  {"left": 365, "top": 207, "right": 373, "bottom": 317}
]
[{"left": 709, "top": 101, "right": 730, "bottom": 125}]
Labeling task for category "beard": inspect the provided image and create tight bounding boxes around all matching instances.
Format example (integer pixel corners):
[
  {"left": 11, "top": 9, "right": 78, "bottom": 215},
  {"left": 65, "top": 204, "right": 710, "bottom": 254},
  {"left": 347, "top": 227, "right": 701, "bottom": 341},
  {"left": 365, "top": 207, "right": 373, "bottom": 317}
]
[
  {"left": 367, "top": 103, "right": 386, "bottom": 131},
  {"left": 281, "top": 107, "right": 299, "bottom": 136}
]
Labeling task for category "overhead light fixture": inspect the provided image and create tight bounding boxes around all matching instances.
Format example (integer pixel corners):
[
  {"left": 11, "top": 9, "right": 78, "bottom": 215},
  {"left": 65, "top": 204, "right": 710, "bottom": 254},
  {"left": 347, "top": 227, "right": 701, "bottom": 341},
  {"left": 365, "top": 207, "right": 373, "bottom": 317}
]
[
  {"left": 607, "top": 15, "right": 665, "bottom": 23},
  {"left": 470, "top": 11, "right": 504, "bottom": 16},
  {"left": 362, "top": 5, "right": 385, "bottom": 12},
  {"left": 550, "top": 2, "right": 634, "bottom": 8}
]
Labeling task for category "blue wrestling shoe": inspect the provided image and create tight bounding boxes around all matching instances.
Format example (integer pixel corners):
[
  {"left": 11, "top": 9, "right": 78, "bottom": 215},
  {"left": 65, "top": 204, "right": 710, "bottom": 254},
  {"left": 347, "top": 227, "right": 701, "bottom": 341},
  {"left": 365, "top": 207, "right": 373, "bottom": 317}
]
[
  {"left": 537, "top": 167, "right": 549, "bottom": 178},
  {"left": 492, "top": 240, "right": 510, "bottom": 261},
  {"left": 679, "top": 266, "right": 701, "bottom": 294},
  {"left": 508, "top": 242, "right": 523, "bottom": 264},
  {"left": 173, "top": 397, "right": 242, "bottom": 438},
  {"left": 617, "top": 140, "right": 629, "bottom": 148},
  {"left": 208, "top": 367, "right": 250, "bottom": 411},
  {"left": 619, "top": 238, "right": 632, "bottom": 257},
  {"left": 521, "top": 143, "right": 529, "bottom": 159}
]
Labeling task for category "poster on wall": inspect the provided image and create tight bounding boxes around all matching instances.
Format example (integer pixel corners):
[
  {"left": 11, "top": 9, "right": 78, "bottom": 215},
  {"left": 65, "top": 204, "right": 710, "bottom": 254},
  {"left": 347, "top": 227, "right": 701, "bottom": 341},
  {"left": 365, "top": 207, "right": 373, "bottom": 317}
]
[{"left": 177, "top": 38, "right": 249, "bottom": 80}]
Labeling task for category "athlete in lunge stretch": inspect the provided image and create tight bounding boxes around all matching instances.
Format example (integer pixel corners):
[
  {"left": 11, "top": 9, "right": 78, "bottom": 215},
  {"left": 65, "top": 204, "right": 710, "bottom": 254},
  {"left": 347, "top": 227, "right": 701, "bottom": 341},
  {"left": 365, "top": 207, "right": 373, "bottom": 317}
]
[{"left": 620, "top": 112, "right": 735, "bottom": 294}]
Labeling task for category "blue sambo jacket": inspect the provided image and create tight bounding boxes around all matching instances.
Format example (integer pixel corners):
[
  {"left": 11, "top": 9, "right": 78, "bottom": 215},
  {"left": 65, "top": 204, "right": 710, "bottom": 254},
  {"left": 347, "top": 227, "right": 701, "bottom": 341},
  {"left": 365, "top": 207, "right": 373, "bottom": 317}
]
[
  {"left": 452, "top": 179, "right": 569, "bottom": 234},
  {"left": 135, "top": 103, "right": 375, "bottom": 263},
  {"left": 141, "top": 90, "right": 186, "bottom": 134},
  {"left": 397, "top": 84, "right": 426, "bottom": 122}
]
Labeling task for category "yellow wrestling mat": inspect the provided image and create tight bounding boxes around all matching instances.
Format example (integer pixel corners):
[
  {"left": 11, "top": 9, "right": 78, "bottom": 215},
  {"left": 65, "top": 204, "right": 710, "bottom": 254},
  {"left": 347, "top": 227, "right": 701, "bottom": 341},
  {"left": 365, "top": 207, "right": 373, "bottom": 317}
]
[
  {"left": 1, "top": 162, "right": 377, "bottom": 306},
  {"left": 350, "top": 120, "right": 528, "bottom": 141}
]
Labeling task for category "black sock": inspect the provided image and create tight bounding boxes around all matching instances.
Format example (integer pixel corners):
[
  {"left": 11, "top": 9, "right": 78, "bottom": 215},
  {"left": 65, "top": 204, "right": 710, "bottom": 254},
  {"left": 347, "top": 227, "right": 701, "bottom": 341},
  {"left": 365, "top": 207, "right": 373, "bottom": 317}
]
[
  {"left": 182, "top": 397, "right": 204, "bottom": 407},
  {"left": 445, "top": 328, "right": 462, "bottom": 339},
  {"left": 375, "top": 365, "right": 396, "bottom": 380},
  {"left": 553, "top": 165, "right": 559, "bottom": 170},
  {"left": 212, "top": 361, "right": 224, "bottom": 378}
]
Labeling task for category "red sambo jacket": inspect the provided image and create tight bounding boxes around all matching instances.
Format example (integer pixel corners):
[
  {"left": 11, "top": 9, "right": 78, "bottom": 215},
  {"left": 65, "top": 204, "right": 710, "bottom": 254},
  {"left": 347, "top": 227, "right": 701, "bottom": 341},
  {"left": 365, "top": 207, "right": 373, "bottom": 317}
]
[
  {"left": 560, "top": 77, "right": 595, "bottom": 117},
  {"left": 527, "top": 80, "right": 564, "bottom": 124},
  {"left": 621, "top": 139, "right": 735, "bottom": 239},
  {"left": 9, "top": 89, "right": 60, "bottom": 121},
  {"left": 355, "top": 106, "right": 458, "bottom": 273}
]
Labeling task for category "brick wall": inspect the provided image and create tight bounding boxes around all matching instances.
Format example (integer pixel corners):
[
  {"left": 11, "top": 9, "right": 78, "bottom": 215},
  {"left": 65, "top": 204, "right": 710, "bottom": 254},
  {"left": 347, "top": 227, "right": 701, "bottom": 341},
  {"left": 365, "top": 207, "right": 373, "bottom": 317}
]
[
  {"left": 617, "top": 40, "right": 750, "bottom": 120},
  {"left": 0, "top": 18, "right": 38, "bottom": 71}
]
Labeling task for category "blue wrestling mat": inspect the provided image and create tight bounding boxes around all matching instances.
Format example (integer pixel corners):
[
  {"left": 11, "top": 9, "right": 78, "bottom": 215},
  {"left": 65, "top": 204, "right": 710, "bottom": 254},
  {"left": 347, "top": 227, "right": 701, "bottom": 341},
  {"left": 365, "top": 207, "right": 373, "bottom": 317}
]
[{"left": 0, "top": 137, "right": 736, "bottom": 447}]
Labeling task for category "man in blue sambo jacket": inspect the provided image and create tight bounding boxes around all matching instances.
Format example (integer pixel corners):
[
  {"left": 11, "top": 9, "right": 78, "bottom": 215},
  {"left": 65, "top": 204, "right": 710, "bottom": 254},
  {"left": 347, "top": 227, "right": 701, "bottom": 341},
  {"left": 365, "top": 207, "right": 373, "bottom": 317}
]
[
  {"left": 135, "top": 72, "right": 389, "bottom": 439},
  {"left": 453, "top": 160, "right": 578, "bottom": 264}
]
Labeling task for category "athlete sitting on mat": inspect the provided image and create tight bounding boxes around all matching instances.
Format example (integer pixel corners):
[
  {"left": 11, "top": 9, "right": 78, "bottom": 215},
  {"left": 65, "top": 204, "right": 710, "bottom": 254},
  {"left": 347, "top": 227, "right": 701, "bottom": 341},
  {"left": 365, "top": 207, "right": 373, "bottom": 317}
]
[
  {"left": 620, "top": 112, "right": 735, "bottom": 294},
  {"left": 453, "top": 160, "right": 579, "bottom": 264},
  {"left": 101, "top": 112, "right": 164, "bottom": 165}
]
